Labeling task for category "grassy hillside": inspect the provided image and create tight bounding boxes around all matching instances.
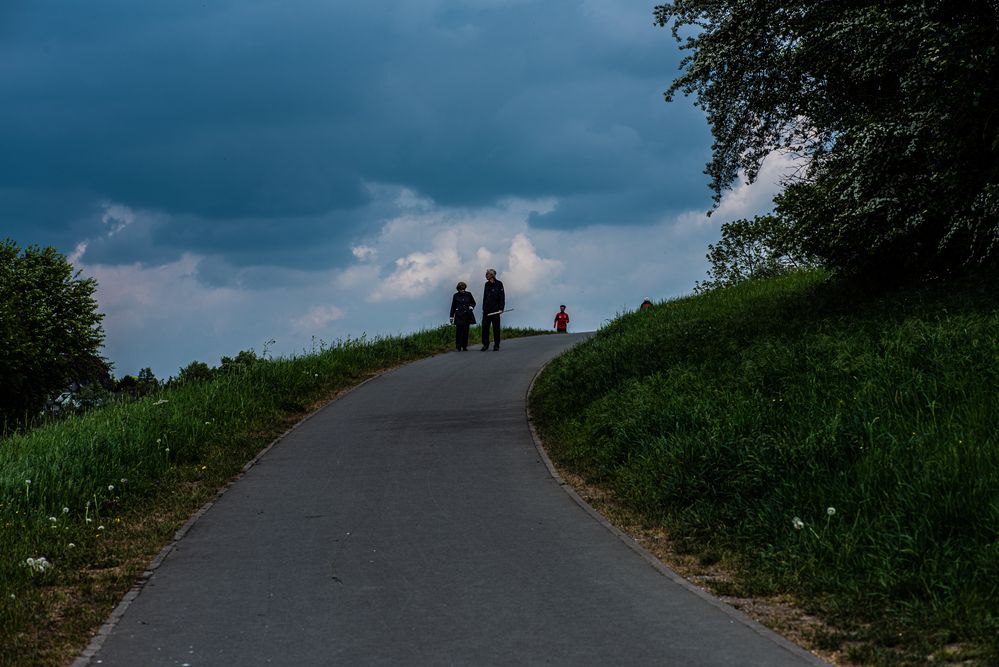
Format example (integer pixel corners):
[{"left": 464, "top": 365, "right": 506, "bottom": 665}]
[
  {"left": 530, "top": 270, "right": 998, "bottom": 664},
  {"left": 0, "top": 325, "right": 543, "bottom": 666}
]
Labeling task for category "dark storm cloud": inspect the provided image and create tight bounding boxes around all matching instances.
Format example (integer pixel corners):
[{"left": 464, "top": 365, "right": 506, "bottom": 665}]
[{"left": 1, "top": 0, "right": 710, "bottom": 266}]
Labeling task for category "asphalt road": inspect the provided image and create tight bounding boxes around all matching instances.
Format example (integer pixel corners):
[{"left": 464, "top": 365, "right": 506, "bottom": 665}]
[{"left": 82, "top": 333, "right": 826, "bottom": 666}]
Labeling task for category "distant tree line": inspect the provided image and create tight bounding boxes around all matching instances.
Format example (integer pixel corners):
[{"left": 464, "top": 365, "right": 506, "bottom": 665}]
[{"left": 657, "top": 1, "right": 999, "bottom": 286}]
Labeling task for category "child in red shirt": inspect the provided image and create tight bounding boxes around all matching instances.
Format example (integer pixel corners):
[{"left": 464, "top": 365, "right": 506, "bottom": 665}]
[{"left": 554, "top": 305, "right": 570, "bottom": 333}]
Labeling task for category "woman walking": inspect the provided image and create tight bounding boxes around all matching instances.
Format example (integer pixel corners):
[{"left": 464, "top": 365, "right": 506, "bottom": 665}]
[{"left": 449, "top": 282, "right": 476, "bottom": 351}]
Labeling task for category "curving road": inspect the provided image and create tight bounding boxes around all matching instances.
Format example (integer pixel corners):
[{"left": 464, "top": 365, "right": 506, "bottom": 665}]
[{"left": 81, "top": 333, "right": 825, "bottom": 666}]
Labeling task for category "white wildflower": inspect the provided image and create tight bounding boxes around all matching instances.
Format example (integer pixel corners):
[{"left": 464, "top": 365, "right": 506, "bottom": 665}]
[
  {"left": 792, "top": 517, "right": 805, "bottom": 530},
  {"left": 25, "top": 557, "right": 52, "bottom": 573}
]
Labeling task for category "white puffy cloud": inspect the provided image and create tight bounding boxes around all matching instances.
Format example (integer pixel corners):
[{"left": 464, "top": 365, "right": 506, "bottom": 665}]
[
  {"left": 293, "top": 305, "right": 347, "bottom": 333},
  {"left": 100, "top": 202, "right": 137, "bottom": 236},
  {"left": 712, "top": 151, "right": 802, "bottom": 221},
  {"left": 371, "top": 229, "right": 463, "bottom": 301},
  {"left": 504, "top": 233, "right": 563, "bottom": 294},
  {"left": 351, "top": 245, "right": 377, "bottom": 261}
]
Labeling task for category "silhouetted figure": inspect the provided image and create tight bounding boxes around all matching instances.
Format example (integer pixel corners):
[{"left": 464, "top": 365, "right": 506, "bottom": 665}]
[
  {"left": 449, "top": 282, "right": 476, "bottom": 351},
  {"left": 481, "top": 269, "right": 505, "bottom": 351}
]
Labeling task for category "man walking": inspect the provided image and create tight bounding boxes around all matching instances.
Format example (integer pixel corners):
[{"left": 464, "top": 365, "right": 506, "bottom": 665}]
[{"left": 481, "top": 268, "right": 505, "bottom": 351}]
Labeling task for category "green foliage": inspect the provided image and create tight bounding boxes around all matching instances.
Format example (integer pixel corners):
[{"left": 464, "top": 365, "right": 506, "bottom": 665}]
[
  {"left": 0, "top": 239, "right": 106, "bottom": 430},
  {"left": 696, "top": 214, "right": 816, "bottom": 292},
  {"left": 656, "top": 1, "right": 999, "bottom": 276},
  {"left": 218, "top": 349, "right": 259, "bottom": 375},
  {"left": 113, "top": 368, "right": 159, "bottom": 399},
  {"left": 175, "top": 360, "right": 213, "bottom": 385},
  {"left": 531, "top": 271, "right": 999, "bottom": 659}
]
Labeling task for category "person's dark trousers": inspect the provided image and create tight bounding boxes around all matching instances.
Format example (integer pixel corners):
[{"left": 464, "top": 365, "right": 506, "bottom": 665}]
[
  {"left": 481, "top": 314, "right": 501, "bottom": 349},
  {"left": 455, "top": 324, "right": 470, "bottom": 350}
]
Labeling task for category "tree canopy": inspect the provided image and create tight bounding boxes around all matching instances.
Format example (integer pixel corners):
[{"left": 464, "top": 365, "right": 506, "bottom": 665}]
[
  {"left": 0, "top": 239, "right": 107, "bottom": 429},
  {"left": 656, "top": 1, "right": 999, "bottom": 277}
]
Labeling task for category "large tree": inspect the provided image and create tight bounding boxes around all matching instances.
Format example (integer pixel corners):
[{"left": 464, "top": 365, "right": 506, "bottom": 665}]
[
  {"left": 656, "top": 1, "right": 999, "bottom": 277},
  {"left": 0, "top": 239, "right": 107, "bottom": 429}
]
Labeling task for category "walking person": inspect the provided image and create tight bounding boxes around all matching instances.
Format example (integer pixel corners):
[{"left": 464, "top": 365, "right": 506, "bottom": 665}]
[
  {"left": 554, "top": 305, "right": 570, "bottom": 333},
  {"left": 480, "top": 269, "right": 505, "bottom": 351},
  {"left": 449, "top": 282, "right": 476, "bottom": 351}
]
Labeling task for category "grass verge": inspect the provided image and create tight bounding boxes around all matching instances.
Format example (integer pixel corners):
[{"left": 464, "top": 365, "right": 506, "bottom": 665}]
[
  {"left": 0, "top": 325, "right": 544, "bottom": 666},
  {"left": 529, "top": 270, "right": 998, "bottom": 666}
]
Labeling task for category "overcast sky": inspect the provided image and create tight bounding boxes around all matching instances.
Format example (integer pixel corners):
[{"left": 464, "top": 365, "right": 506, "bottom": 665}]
[{"left": 2, "top": 0, "right": 785, "bottom": 379}]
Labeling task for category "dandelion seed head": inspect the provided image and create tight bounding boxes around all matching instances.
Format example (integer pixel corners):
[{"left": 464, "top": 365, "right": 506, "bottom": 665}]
[
  {"left": 49, "top": 517, "right": 57, "bottom": 522},
  {"left": 25, "top": 480, "right": 31, "bottom": 485},
  {"left": 120, "top": 478, "right": 127, "bottom": 483},
  {"left": 68, "top": 543, "right": 75, "bottom": 548},
  {"left": 62, "top": 507, "right": 69, "bottom": 514},
  {"left": 97, "top": 525, "right": 105, "bottom": 530},
  {"left": 25, "top": 557, "right": 51, "bottom": 572},
  {"left": 826, "top": 507, "right": 836, "bottom": 516},
  {"left": 108, "top": 484, "right": 114, "bottom": 491},
  {"left": 792, "top": 517, "right": 805, "bottom": 530}
]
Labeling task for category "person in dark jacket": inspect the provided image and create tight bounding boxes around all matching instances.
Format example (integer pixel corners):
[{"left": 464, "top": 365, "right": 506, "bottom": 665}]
[
  {"left": 449, "top": 282, "right": 476, "bottom": 351},
  {"left": 480, "top": 268, "right": 505, "bottom": 351}
]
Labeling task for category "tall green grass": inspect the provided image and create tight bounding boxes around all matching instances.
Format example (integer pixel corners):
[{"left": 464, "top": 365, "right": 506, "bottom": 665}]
[
  {"left": 0, "top": 325, "right": 543, "bottom": 665},
  {"left": 530, "top": 270, "right": 999, "bottom": 663}
]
